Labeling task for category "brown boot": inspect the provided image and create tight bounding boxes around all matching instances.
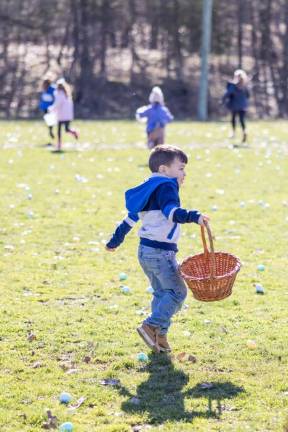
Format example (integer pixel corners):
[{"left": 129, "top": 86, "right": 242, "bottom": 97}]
[
  {"left": 157, "top": 334, "right": 172, "bottom": 352},
  {"left": 137, "top": 323, "right": 160, "bottom": 353}
]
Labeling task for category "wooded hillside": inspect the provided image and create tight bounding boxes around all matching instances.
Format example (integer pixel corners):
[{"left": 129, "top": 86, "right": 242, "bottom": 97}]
[{"left": 1, "top": 0, "right": 288, "bottom": 118}]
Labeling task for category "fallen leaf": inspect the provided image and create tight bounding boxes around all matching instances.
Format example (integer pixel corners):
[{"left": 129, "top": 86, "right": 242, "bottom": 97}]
[
  {"left": 99, "top": 378, "right": 120, "bottom": 386},
  {"left": 32, "top": 361, "right": 42, "bottom": 368},
  {"left": 177, "top": 352, "right": 187, "bottom": 362},
  {"left": 66, "top": 368, "right": 79, "bottom": 374},
  {"left": 27, "top": 333, "right": 36, "bottom": 342},
  {"left": 68, "top": 396, "right": 85, "bottom": 411},
  {"left": 129, "top": 397, "right": 140, "bottom": 405},
  {"left": 200, "top": 382, "right": 214, "bottom": 390},
  {"left": 41, "top": 410, "right": 58, "bottom": 429}
]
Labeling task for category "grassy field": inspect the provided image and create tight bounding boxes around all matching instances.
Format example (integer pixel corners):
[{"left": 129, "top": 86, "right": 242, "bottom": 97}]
[{"left": 0, "top": 120, "right": 287, "bottom": 431}]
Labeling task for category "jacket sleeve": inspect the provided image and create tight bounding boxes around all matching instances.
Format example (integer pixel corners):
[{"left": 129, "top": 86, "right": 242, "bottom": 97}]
[
  {"left": 222, "top": 91, "right": 228, "bottom": 105},
  {"left": 163, "top": 107, "right": 174, "bottom": 122},
  {"left": 156, "top": 183, "right": 202, "bottom": 224},
  {"left": 135, "top": 105, "right": 150, "bottom": 121},
  {"left": 106, "top": 212, "right": 139, "bottom": 249}
]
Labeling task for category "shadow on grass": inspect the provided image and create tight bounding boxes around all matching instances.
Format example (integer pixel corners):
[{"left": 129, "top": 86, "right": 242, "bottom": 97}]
[
  {"left": 117, "top": 353, "right": 244, "bottom": 425},
  {"left": 36, "top": 143, "right": 80, "bottom": 153}
]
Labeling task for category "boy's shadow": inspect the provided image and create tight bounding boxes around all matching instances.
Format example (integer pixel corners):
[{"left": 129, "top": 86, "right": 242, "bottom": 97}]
[{"left": 117, "top": 353, "right": 244, "bottom": 425}]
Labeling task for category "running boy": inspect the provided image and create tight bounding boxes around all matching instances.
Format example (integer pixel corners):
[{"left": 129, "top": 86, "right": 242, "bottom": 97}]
[{"left": 106, "top": 145, "right": 209, "bottom": 353}]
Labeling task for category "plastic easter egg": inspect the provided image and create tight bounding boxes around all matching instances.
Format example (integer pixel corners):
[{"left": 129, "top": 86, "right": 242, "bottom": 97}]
[
  {"left": 59, "top": 422, "right": 74, "bottom": 432},
  {"left": 59, "top": 392, "right": 72, "bottom": 404},
  {"left": 120, "top": 285, "right": 130, "bottom": 294},
  {"left": 119, "top": 272, "right": 128, "bottom": 281},
  {"left": 137, "top": 352, "right": 148, "bottom": 362},
  {"left": 257, "top": 264, "right": 265, "bottom": 272},
  {"left": 246, "top": 340, "right": 257, "bottom": 349},
  {"left": 146, "top": 286, "right": 154, "bottom": 294},
  {"left": 255, "top": 284, "right": 264, "bottom": 294}
]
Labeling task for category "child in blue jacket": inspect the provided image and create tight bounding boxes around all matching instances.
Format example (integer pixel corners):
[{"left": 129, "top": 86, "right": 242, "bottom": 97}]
[
  {"left": 106, "top": 145, "right": 209, "bottom": 353},
  {"left": 39, "top": 78, "right": 56, "bottom": 142},
  {"left": 223, "top": 69, "right": 250, "bottom": 143},
  {"left": 136, "top": 87, "right": 173, "bottom": 149}
]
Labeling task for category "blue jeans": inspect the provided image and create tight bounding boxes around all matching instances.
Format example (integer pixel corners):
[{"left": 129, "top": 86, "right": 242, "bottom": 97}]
[{"left": 138, "top": 244, "right": 187, "bottom": 335}]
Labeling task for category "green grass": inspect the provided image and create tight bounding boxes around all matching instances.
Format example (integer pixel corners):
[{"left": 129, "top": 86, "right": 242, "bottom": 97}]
[{"left": 0, "top": 120, "right": 287, "bottom": 431}]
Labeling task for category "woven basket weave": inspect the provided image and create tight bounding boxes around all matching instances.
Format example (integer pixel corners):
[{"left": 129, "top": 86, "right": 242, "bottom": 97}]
[{"left": 180, "top": 222, "right": 241, "bottom": 302}]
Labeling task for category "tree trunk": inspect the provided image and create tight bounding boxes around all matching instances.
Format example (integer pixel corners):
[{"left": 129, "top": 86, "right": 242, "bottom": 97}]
[
  {"left": 198, "top": 0, "right": 213, "bottom": 120},
  {"left": 99, "top": 0, "right": 109, "bottom": 80},
  {"left": 280, "top": 0, "right": 288, "bottom": 115},
  {"left": 237, "top": 1, "right": 244, "bottom": 68},
  {"left": 172, "top": 0, "right": 183, "bottom": 81}
]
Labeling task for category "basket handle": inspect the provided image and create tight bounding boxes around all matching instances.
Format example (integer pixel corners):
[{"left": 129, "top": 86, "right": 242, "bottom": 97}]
[{"left": 200, "top": 221, "right": 216, "bottom": 278}]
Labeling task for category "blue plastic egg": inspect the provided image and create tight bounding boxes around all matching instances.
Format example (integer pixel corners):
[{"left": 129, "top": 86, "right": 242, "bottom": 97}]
[
  {"left": 120, "top": 285, "right": 130, "bottom": 294},
  {"left": 119, "top": 272, "right": 128, "bottom": 281},
  {"left": 257, "top": 264, "right": 265, "bottom": 271},
  {"left": 137, "top": 352, "right": 148, "bottom": 362},
  {"left": 59, "top": 392, "right": 72, "bottom": 404},
  {"left": 59, "top": 422, "right": 74, "bottom": 432}
]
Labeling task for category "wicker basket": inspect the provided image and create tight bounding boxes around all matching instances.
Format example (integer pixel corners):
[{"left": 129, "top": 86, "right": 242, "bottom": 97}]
[{"left": 180, "top": 222, "right": 241, "bottom": 302}]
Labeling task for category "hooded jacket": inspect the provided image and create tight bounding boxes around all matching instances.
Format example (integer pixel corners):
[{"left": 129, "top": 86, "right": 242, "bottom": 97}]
[
  {"left": 106, "top": 174, "right": 201, "bottom": 252},
  {"left": 222, "top": 82, "right": 250, "bottom": 112},
  {"left": 136, "top": 103, "right": 173, "bottom": 133},
  {"left": 39, "top": 84, "right": 56, "bottom": 112}
]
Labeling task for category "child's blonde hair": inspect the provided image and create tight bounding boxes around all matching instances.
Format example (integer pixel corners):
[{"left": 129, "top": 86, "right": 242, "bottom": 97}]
[
  {"left": 233, "top": 69, "right": 248, "bottom": 84},
  {"left": 149, "top": 86, "right": 164, "bottom": 105},
  {"left": 56, "top": 78, "right": 72, "bottom": 99}
]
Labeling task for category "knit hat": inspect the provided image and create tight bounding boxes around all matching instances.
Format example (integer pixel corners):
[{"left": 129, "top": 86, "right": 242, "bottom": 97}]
[
  {"left": 149, "top": 86, "right": 164, "bottom": 105},
  {"left": 233, "top": 69, "right": 248, "bottom": 84}
]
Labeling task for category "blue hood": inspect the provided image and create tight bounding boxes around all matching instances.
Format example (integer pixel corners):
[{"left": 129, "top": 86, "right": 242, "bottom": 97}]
[{"left": 125, "top": 175, "right": 178, "bottom": 214}]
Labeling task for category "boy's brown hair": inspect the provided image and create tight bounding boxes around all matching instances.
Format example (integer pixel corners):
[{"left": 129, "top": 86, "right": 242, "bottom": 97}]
[{"left": 148, "top": 145, "right": 188, "bottom": 172}]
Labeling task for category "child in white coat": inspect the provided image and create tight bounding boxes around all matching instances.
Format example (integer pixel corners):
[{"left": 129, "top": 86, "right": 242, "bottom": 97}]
[{"left": 49, "top": 78, "right": 79, "bottom": 151}]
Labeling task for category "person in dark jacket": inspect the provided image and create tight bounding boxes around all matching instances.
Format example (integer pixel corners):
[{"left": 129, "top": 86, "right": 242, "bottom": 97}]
[{"left": 223, "top": 69, "right": 250, "bottom": 143}]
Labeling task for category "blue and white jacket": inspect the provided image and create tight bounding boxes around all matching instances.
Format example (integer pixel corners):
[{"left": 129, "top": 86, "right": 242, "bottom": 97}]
[
  {"left": 136, "top": 103, "right": 173, "bottom": 133},
  {"left": 106, "top": 174, "right": 201, "bottom": 252},
  {"left": 39, "top": 84, "right": 56, "bottom": 112}
]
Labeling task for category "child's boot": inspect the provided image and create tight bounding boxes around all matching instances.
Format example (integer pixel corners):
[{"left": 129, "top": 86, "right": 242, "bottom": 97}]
[
  {"left": 72, "top": 129, "right": 79, "bottom": 140},
  {"left": 242, "top": 132, "right": 247, "bottom": 143},
  {"left": 137, "top": 323, "right": 160, "bottom": 353},
  {"left": 157, "top": 334, "right": 172, "bottom": 352}
]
